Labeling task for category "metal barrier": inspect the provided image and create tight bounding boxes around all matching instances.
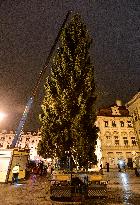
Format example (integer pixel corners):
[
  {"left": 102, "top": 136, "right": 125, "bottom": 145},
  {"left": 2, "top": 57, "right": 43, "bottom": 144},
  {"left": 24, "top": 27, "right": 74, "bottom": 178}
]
[
  {"left": 88, "top": 185, "right": 107, "bottom": 198},
  {"left": 50, "top": 173, "right": 108, "bottom": 202},
  {"left": 50, "top": 184, "right": 107, "bottom": 202}
]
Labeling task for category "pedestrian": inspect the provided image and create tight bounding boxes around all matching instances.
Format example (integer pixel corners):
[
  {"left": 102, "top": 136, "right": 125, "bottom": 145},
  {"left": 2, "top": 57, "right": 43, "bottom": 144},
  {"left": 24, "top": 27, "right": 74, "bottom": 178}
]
[
  {"left": 25, "top": 164, "right": 30, "bottom": 179},
  {"left": 100, "top": 164, "right": 103, "bottom": 175},
  {"left": 12, "top": 164, "right": 20, "bottom": 184},
  {"left": 106, "top": 162, "right": 109, "bottom": 172},
  {"left": 118, "top": 163, "right": 121, "bottom": 172},
  {"left": 123, "top": 162, "right": 126, "bottom": 172},
  {"left": 39, "top": 161, "right": 44, "bottom": 176},
  {"left": 31, "top": 166, "right": 37, "bottom": 183}
]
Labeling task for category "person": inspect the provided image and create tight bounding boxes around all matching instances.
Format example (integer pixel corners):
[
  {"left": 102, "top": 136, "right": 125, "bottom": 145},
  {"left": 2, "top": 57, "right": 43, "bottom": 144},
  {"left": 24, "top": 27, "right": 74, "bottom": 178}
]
[
  {"left": 122, "top": 161, "right": 126, "bottom": 172},
  {"left": 106, "top": 162, "right": 109, "bottom": 172},
  {"left": 100, "top": 164, "right": 103, "bottom": 175},
  {"left": 39, "top": 161, "right": 44, "bottom": 176},
  {"left": 31, "top": 166, "right": 37, "bottom": 183},
  {"left": 12, "top": 164, "right": 20, "bottom": 184},
  {"left": 118, "top": 163, "right": 121, "bottom": 172},
  {"left": 25, "top": 163, "right": 31, "bottom": 180}
]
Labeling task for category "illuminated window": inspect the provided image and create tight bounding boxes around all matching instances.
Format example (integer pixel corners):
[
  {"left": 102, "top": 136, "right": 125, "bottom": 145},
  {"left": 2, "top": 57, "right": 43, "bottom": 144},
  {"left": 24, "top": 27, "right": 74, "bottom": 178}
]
[
  {"left": 112, "top": 121, "right": 116, "bottom": 127},
  {"left": 104, "top": 121, "right": 108, "bottom": 127},
  {"left": 120, "top": 121, "right": 124, "bottom": 127}
]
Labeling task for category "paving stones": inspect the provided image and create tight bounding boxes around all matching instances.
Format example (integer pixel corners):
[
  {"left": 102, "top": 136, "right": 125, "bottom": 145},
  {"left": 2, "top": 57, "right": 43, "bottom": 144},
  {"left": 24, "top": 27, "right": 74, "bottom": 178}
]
[{"left": 0, "top": 170, "right": 140, "bottom": 205}]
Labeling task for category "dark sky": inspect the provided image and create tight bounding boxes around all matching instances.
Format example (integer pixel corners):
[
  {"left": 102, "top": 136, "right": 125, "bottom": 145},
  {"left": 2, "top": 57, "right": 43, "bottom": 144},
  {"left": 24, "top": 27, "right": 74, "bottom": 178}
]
[{"left": 0, "top": 0, "right": 140, "bottom": 131}]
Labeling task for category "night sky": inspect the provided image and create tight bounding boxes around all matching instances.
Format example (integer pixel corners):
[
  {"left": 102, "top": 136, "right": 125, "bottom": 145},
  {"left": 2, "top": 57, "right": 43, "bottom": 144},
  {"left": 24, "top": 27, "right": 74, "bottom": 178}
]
[{"left": 0, "top": 0, "right": 140, "bottom": 131}]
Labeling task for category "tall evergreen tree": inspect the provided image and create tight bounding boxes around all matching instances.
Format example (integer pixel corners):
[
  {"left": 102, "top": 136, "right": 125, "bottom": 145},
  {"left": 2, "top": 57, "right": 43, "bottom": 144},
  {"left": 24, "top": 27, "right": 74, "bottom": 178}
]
[{"left": 38, "top": 14, "right": 98, "bottom": 169}]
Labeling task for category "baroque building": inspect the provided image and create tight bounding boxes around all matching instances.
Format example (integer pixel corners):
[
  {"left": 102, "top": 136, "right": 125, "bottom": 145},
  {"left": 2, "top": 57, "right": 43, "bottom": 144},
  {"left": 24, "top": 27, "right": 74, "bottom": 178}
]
[
  {"left": 97, "top": 100, "right": 140, "bottom": 168},
  {"left": 0, "top": 130, "right": 41, "bottom": 160},
  {"left": 126, "top": 91, "right": 140, "bottom": 149}
]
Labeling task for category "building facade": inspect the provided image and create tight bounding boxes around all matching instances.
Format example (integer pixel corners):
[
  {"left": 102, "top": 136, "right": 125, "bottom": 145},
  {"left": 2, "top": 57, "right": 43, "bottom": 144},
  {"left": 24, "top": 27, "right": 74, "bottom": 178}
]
[
  {"left": 0, "top": 130, "right": 41, "bottom": 160},
  {"left": 126, "top": 91, "right": 140, "bottom": 149},
  {"left": 97, "top": 100, "right": 140, "bottom": 168}
]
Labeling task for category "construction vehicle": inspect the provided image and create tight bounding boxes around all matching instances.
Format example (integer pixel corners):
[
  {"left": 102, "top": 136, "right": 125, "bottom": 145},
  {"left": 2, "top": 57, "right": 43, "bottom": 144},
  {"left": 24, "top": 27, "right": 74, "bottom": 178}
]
[{"left": 0, "top": 11, "right": 71, "bottom": 183}]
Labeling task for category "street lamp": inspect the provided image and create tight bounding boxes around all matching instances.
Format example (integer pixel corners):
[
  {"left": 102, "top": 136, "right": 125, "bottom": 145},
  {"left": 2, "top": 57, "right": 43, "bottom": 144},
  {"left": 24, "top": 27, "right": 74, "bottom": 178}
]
[{"left": 0, "top": 112, "right": 6, "bottom": 122}]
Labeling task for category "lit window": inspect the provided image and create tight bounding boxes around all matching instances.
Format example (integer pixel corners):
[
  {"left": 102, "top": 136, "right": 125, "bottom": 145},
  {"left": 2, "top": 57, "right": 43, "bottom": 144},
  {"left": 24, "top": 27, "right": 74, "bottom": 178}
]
[
  {"left": 104, "top": 121, "right": 108, "bottom": 127},
  {"left": 127, "top": 121, "right": 132, "bottom": 127},
  {"left": 120, "top": 121, "right": 124, "bottom": 127},
  {"left": 112, "top": 121, "right": 116, "bottom": 127}
]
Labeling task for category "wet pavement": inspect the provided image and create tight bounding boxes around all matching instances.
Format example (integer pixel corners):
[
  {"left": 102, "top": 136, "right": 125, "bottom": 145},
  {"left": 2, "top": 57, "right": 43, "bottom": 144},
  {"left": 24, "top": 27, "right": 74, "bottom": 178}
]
[
  {"left": 104, "top": 169, "right": 140, "bottom": 205},
  {"left": 0, "top": 170, "right": 140, "bottom": 205}
]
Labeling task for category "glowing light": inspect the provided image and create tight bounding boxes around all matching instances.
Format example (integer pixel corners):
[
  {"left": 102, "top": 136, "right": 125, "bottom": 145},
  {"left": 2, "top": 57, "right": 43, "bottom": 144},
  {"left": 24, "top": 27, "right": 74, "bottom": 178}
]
[
  {"left": 0, "top": 112, "right": 6, "bottom": 122},
  {"left": 119, "top": 160, "right": 124, "bottom": 165}
]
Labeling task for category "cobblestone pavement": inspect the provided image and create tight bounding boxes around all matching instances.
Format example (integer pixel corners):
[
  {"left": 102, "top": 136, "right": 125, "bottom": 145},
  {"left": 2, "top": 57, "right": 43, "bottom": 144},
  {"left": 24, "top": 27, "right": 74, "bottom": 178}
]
[
  {"left": 0, "top": 176, "right": 51, "bottom": 205},
  {"left": 0, "top": 170, "right": 140, "bottom": 205},
  {"left": 103, "top": 169, "right": 140, "bottom": 205}
]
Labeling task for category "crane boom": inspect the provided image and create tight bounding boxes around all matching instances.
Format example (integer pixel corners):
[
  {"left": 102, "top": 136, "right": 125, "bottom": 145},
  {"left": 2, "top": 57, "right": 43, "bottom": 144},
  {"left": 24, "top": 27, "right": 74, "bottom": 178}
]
[{"left": 11, "top": 11, "right": 71, "bottom": 148}]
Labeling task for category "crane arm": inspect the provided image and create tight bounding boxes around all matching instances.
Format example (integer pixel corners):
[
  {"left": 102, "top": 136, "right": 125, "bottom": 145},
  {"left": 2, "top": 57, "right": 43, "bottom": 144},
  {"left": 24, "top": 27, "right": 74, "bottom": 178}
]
[{"left": 11, "top": 11, "right": 72, "bottom": 148}]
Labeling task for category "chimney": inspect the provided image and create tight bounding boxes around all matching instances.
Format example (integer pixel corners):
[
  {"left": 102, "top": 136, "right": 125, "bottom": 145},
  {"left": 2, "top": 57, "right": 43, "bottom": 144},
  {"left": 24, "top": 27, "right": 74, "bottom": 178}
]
[{"left": 116, "top": 99, "right": 122, "bottom": 106}]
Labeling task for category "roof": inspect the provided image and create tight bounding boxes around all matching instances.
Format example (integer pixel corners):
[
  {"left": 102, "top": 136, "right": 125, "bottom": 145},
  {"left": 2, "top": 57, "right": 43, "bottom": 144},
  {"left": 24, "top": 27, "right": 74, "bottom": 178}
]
[
  {"left": 98, "top": 104, "right": 130, "bottom": 117},
  {"left": 126, "top": 91, "right": 140, "bottom": 107}
]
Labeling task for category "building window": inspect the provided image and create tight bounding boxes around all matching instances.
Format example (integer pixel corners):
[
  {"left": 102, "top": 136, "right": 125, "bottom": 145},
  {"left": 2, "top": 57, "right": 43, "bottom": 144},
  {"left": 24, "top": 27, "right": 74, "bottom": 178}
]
[
  {"left": 7, "top": 144, "right": 10, "bottom": 149},
  {"left": 114, "top": 136, "right": 118, "bottom": 139},
  {"left": 127, "top": 121, "right": 132, "bottom": 127},
  {"left": 120, "top": 121, "right": 124, "bottom": 127},
  {"left": 112, "top": 121, "right": 116, "bottom": 127},
  {"left": 104, "top": 121, "right": 108, "bottom": 127},
  {"left": 115, "top": 140, "right": 119, "bottom": 145},
  {"left": 124, "top": 140, "right": 128, "bottom": 146},
  {"left": 132, "top": 140, "right": 136, "bottom": 146},
  {"left": 134, "top": 110, "right": 138, "bottom": 121},
  {"left": 123, "top": 137, "right": 127, "bottom": 139},
  {"left": 106, "top": 136, "right": 110, "bottom": 140},
  {"left": 0, "top": 143, "right": 3, "bottom": 148}
]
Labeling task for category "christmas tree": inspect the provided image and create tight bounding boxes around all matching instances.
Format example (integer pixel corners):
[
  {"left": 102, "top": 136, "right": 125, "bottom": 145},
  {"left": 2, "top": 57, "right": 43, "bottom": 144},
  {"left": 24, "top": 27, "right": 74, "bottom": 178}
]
[{"left": 38, "top": 14, "right": 98, "bottom": 169}]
